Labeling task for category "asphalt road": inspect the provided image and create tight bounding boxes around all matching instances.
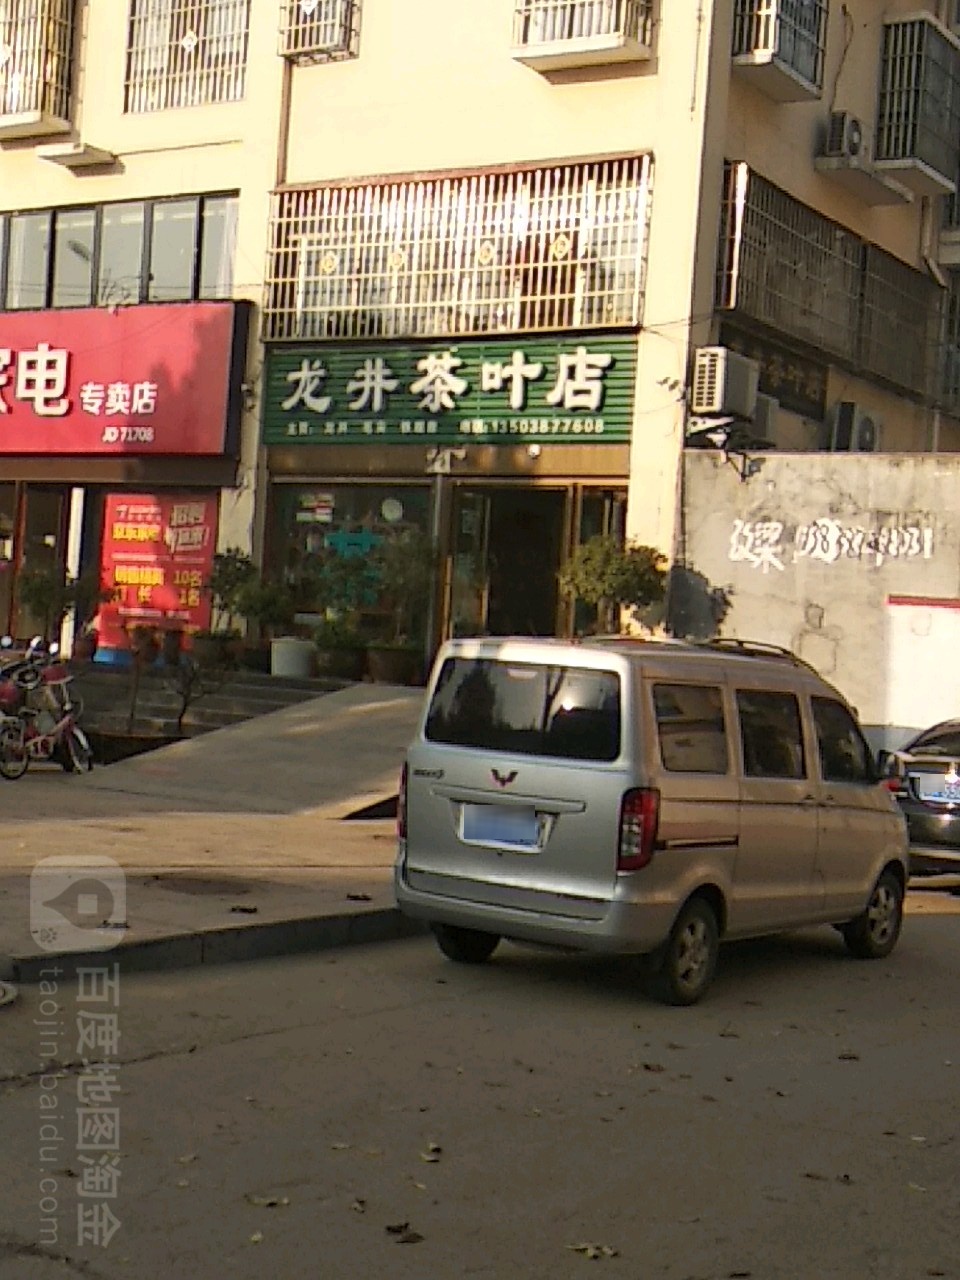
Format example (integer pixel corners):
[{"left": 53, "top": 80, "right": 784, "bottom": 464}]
[{"left": 1, "top": 897, "right": 959, "bottom": 1280}]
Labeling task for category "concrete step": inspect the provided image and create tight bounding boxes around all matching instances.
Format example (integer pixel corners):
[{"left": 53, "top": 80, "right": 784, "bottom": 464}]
[{"left": 70, "top": 662, "right": 349, "bottom": 738}]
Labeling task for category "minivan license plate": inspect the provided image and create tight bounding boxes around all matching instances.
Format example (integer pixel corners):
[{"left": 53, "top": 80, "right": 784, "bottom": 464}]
[{"left": 462, "top": 803, "right": 539, "bottom": 848}]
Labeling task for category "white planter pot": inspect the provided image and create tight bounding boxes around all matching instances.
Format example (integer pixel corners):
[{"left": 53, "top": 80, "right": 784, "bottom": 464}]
[{"left": 270, "top": 636, "right": 315, "bottom": 678}]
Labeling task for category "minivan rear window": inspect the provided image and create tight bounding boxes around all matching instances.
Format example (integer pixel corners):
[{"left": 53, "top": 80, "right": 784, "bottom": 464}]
[{"left": 425, "top": 658, "right": 621, "bottom": 761}]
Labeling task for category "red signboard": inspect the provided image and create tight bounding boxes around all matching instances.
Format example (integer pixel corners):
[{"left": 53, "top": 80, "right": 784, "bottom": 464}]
[
  {"left": 0, "top": 302, "right": 243, "bottom": 455},
  {"left": 96, "top": 492, "right": 218, "bottom": 650}
]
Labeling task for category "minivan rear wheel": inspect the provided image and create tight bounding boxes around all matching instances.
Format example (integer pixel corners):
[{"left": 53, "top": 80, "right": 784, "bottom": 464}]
[
  {"left": 642, "top": 897, "right": 719, "bottom": 1006},
  {"left": 432, "top": 923, "right": 500, "bottom": 965},
  {"left": 841, "top": 869, "right": 904, "bottom": 960}
]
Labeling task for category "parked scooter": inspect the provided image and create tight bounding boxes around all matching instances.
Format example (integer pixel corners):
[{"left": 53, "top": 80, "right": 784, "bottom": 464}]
[{"left": 0, "top": 636, "right": 93, "bottom": 779}]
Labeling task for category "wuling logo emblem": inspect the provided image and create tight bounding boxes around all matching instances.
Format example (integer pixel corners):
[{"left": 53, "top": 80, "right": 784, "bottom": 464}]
[{"left": 491, "top": 769, "right": 518, "bottom": 788}]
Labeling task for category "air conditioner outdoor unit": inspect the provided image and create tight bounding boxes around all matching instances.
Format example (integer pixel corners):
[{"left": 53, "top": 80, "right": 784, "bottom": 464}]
[
  {"left": 830, "top": 401, "right": 881, "bottom": 452},
  {"left": 822, "top": 111, "right": 866, "bottom": 162},
  {"left": 690, "top": 347, "right": 760, "bottom": 418}
]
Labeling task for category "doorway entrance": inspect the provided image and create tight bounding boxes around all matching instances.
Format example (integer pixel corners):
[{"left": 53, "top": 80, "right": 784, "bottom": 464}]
[{"left": 449, "top": 487, "right": 566, "bottom": 638}]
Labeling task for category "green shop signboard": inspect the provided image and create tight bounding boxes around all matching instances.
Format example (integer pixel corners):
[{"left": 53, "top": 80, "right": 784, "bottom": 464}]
[{"left": 262, "top": 335, "right": 637, "bottom": 446}]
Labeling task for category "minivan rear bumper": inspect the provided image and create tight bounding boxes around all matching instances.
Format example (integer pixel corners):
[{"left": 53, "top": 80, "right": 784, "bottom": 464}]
[{"left": 394, "top": 861, "right": 677, "bottom": 955}]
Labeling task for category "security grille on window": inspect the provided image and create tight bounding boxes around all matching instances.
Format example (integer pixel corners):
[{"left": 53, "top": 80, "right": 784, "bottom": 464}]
[
  {"left": 731, "top": 0, "right": 827, "bottom": 92},
  {"left": 125, "top": 0, "right": 251, "bottom": 113},
  {"left": 280, "top": 0, "right": 359, "bottom": 62},
  {"left": 0, "top": 0, "right": 74, "bottom": 125},
  {"left": 265, "top": 156, "right": 652, "bottom": 342},
  {"left": 513, "top": 0, "right": 652, "bottom": 47},
  {"left": 716, "top": 162, "right": 941, "bottom": 402},
  {"left": 875, "top": 16, "right": 960, "bottom": 192}
]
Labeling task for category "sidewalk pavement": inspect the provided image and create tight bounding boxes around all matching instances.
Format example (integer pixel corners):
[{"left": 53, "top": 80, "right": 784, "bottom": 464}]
[{"left": 0, "top": 683, "right": 427, "bottom": 983}]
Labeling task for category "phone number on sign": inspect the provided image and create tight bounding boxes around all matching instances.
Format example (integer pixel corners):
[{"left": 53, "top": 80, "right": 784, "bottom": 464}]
[{"left": 458, "top": 418, "right": 606, "bottom": 437}]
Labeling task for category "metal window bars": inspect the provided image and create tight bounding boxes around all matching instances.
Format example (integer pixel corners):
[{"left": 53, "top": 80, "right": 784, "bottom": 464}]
[
  {"left": 731, "top": 0, "right": 826, "bottom": 91},
  {"left": 0, "top": 0, "right": 74, "bottom": 120},
  {"left": 264, "top": 156, "right": 653, "bottom": 342},
  {"left": 717, "top": 162, "right": 942, "bottom": 402},
  {"left": 875, "top": 17, "right": 960, "bottom": 185},
  {"left": 513, "top": 0, "right": 652, "bottom": 48},
  {"left": 124, "top": 0, "right": 250, "bottom": 114},
  {"left": 279, "top": 0, "right": 359, "bottom": 62}
]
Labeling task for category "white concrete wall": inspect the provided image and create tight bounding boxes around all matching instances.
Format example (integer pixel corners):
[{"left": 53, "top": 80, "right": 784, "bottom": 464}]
[{"left": 681, "top": 451, "right": 960, "bottom": 745}]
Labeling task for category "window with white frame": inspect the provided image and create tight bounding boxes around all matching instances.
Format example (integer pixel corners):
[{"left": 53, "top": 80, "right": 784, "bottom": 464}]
[
  {"left": 731, "top": 0, "right": 827, "bottom": 92},
  {"left": 265, "top": 157, "right": 653, "bottom": 341},
  {"left": 0, "top": 0, "right": 74, "bottom": 121},
  {"left": 280, "top": 0, "right": 359, "bottom": 62},
  {"left": 125, "top": 0, "right": 250, "bottom": 113},
  {"left": 514, "top": 1, "right": 652, "bottom": 47}
]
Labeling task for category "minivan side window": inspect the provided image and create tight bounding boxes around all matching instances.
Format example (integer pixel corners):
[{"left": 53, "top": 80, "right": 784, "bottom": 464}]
[
  {"left": 653, "top": 684, "right": 728, "bottom": 773},
  {"left": 736, "top": 690, "right": 806, "bottom": 779},
  {"left": 812, "top": 697, "right": 874, "bottom": 783}
]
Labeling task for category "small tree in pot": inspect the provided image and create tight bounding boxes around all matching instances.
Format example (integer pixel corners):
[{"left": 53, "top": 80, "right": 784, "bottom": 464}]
[
  {"left": 558, "top": 535, "right": 667, "bottom": 635},
  {"left": 366, "top": 527, "right": 437, "bottom": 684}
]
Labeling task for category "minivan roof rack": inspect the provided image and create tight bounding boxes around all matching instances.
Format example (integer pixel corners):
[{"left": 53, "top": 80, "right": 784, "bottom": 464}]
[{"left": 697, "top": 637, "right": 820, "bottom": 675}]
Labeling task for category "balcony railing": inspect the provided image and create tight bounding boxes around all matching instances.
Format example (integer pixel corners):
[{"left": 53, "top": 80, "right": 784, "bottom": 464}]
[
  {"left": 731, "top": 0, "right": 827, "bottom": 101},
  {"left": 874, "top": 16, "right": 960, "bottom": 196},
  {"left": 0, "top": 0, "right": 74, "bottom": 138},
  {"left": 511, "top": 0, "right": 653, "bottom": 71}
]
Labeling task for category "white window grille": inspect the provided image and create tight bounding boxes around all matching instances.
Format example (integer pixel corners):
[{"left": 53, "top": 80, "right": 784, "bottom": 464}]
[
  {"left": 731, "top": 0, "right": 826, "bottom": 92},
  {"left": 875, "top": 17, "right": 960, "bottom": 190},
  {"left": 265, "top": 157, "right": 653, "bottom": 342},
  {"left": 280, "top": 0, "right": 359, "bottom": 62},
  {"left": 513, "top": 0, "right": 652, "bottom": 47},
  {"left": 125, "top": 0, "right": 250, "bottom": 113},
  {"left": 0, "top": 0, "right": 74, "bottom": 122}
]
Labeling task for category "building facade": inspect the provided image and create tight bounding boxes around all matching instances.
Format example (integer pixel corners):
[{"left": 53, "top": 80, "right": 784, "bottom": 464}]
[{"left": 1, "top": 0, "right": 958, "bottom": 714}]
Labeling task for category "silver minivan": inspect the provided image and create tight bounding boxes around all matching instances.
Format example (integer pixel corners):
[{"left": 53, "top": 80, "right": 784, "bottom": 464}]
[{"left": 394, "top": 636, "right": 909, "bottom": 1003}]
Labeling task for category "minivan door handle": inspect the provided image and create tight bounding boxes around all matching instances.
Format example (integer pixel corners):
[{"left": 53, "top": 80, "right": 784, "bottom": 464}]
[{"left": 801, "top": 794, "right": 818, "bottom": 806}]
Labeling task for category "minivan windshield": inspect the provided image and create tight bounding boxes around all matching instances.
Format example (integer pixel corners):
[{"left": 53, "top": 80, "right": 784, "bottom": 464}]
[{"left": 425, "top": 657, "right": 621, "bottom": 761}]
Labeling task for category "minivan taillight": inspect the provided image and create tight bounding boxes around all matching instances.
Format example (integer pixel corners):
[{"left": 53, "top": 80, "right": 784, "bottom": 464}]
[
  {"left": 617, "top": 788, "right": 660, "bottom": 871},
  {"left": 397, "top": 762, "right": 408, "bottom": 841}
]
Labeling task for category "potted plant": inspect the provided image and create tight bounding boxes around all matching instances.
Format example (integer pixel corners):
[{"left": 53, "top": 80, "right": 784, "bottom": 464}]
[
  {"left": 313, "top": 614, "right": 367, "bottom": 680},
  {"left": 234, "top": 574, "right": 311, "bottom": 677},
  {"left": 558, "top": 535, "right": 667, "bottom": 635},
  {"left": 366, "top": 527, "right": 437, "bottom": 685},
  {"left": 196, "top": 548, "right": 257, "bottom": 665}
]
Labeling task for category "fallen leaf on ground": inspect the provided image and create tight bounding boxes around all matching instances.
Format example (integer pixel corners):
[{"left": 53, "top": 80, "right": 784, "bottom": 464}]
[
  {"left": 249, "top": 1231, "right": 263, "bottom": 1245},
  {"left": 420, "top": 1142, "right": 442, "bottom": 1162},
  {"left": 350, "top": 1199, "right": 366, "bottom": 1213},
  {"left": 346, "top": 893, "right": 372, "bottom": 902},
  {"left": 642, "top": 1062, "right": 666, "bottom": 1074},
  {"left": 567, "top": 1242, "right": 619, "bottom": 1259},
  {"left": 838, "top": 1052, "right": 860, "bottom": 1061},
  {"left": 385, "top": 1221, "right": 410, "bottom": 1234},
  {"left": 175, "top": 1154, "right": 198, "bottom": 1165},
  {"left": 245, "top": 1194, "right": 290, "bottom": 1207},
  {"left": 908, "top": 1182, "right": 927, "bottom": 1192},
  {"left": 331, "top": 1142, "right": 351, "bottom": 1151}
]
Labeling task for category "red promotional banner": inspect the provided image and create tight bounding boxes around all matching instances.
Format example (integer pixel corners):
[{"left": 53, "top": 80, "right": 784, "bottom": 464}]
[
  {"left": 0, "top": 302, "right": 242, "bottom": 455},
  {"left": 96, "top": 492, "right": 218, "bottom": 650}
]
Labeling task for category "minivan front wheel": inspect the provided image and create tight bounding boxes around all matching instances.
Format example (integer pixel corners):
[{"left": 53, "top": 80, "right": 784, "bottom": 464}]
[
  {"left": 841, "top": 869, "right": 904, "bottom": 960},
  {"left": 643, "top": 898, "right": 719, "bottom": 1006},
  {"left": 432, "top": 923, "right": 500, "bottom": 965}
]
